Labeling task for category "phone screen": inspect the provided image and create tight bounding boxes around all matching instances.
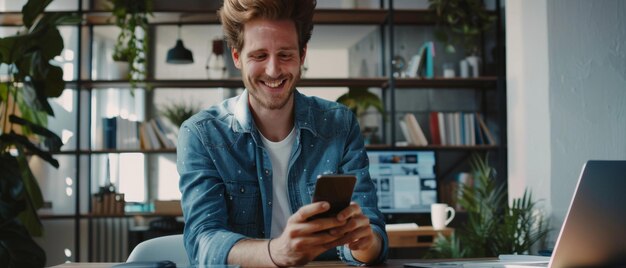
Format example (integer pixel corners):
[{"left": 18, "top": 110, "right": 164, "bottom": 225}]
[{"left": 310, "top": 174, "right": 356, "bottom": 220}]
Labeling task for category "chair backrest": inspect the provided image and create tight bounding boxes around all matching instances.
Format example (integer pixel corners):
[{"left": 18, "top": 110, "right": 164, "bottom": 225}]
[{"left": 126, "top": 234, "right": 189, "bottom": 266}]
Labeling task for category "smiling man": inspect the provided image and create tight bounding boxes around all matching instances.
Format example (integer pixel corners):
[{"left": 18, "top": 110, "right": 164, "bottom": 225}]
[{"left": 177, "top": 0, "right": 388, "bottom": 266}]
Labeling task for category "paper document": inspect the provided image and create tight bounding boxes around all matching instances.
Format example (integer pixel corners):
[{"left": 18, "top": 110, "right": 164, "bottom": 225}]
[{"left": 386, "top": 223, "right": 419, "bottom": 231}]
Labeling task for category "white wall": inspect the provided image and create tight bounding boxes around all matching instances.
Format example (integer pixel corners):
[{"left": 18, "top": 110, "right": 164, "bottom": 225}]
[
  {"left": 507, "top": 0, "right": 626, "bottom": 245},
  {"left": 505, "top": 0, "right": 552, "bottom": 218}
]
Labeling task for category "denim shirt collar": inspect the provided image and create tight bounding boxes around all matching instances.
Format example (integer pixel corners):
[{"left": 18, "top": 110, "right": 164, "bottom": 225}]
[{"left": 232, "top": 89, "right": 319, "bottom": 137}]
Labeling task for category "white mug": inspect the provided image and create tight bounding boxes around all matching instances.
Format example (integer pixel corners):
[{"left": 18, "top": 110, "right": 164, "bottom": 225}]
[{"left": 431, "top": 203, "right": 455, "bottom": 230}]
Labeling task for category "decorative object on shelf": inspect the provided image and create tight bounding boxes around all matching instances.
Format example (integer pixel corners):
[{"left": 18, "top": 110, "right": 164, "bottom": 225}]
[
  {"left": 205, "top": 39, "right": 227, "bottom": 78},
  {"left": 159, "top": 100, "right": 201, "bottom": 128},
  {"left": 405, "top": 41, "right": 435, "bottom": 78},
  {"left": 0, "top": 0, "right": 79, "bottom": 266},
  {"left": 336, "top": 87, "right": 384, "bottom": 144},
  {"left": 92, "top": 183, "right": 125, "bottom": 216},
  {"left": 442, "top": 62, "right": 456, "bottom": 78},
  {"left": 465, "top": 54, "right": 481, "bottom": 78},
  {"left": 429, "top": 0, "right": 496, "bottom": 55},
  {"left": 459, "top": 58, "right": 469, "bottom": 78},
  {"left": 166, "top": 24, "right": 194, "bottom": 64},
  {"left": 391, "top": 55, "right": 406, "bottom": 78},
  {"left": 108, "top": 0, "right": 153, "bottom": 90},
  {"left": 426, "top": 154, "right": 550, "bottom": 258}
]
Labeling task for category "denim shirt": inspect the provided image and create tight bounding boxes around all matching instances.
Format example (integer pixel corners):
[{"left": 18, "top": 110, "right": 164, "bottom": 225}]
[{"left": 177, "top": 90, "right": 388, "bottom": 266}]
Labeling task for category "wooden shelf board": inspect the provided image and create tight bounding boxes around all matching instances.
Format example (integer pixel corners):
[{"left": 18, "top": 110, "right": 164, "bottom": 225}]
[
  {"left": 71, "top": 77, "right": 388, "bottom": 89},
  {"left": 367, "top": 145, "right": 499, "bottom": 151},
  {"left": 39, "top": 213, "right": 182, "bottom": 219},
  {"left": 1, "top": 9, "right": 390, "bottom": 26},
  {"left": 1, "top": 9, "right": 497, "bottom": 26},
  {"left": 52, "top": 145, "right": 497, "bottom": 155},
  {"left": 52, "top": 148, "right": 176, "bottom": 155},
  {"left": 393, "top": 77, "right": 498, "bottom": 89},
  {"left": 66, "top": 77, "right": 496, "bottom": 89}
]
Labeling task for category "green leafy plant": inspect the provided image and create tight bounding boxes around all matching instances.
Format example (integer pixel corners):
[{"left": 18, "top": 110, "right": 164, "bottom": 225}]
[
  {"left": 0, "top": 1, "right": 79, "bottom": 266},
  {"left": 428, "top": 0, "right": 496, "bottom": 55},
  {"left": 427, "top": 154, "right": 550, "bottom": 258},
  {"left": 159, "top": 101, "right": 201, "bottom": 128},
  {"left": 108, "top": 0, "right": 153, "bottom": 90},
  {"left": 336, "top": 87, "right": 384, "bottom": 120}
]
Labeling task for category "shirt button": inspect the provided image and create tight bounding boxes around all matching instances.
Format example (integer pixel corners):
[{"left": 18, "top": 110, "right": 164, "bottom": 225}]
[
  {"left": 268, "top": 201, "right": 272, "bottom": 206},
  {"left": 240, "top": 186, "right": 245, "bottom": 193},
  {"left": 264, "top": 169, "right": 270, "bottom": 175}
]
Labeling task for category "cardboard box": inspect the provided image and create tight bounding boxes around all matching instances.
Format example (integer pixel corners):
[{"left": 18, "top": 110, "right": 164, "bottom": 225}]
[{"left": 153, "top": 200, "right": 182, "bottom": 215}]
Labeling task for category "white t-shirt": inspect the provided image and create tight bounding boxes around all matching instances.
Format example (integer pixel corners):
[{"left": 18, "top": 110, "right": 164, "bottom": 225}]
[{"left": 260, "top": 127, "right": 296, "bottom": 238}]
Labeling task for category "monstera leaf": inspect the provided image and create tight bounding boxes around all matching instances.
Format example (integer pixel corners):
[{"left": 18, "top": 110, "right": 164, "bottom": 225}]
[{"left": 0, "top": 0, "right": 78, "bottom": 266}]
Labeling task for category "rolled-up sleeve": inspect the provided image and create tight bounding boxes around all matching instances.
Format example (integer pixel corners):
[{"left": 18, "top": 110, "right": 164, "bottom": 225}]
[
  {"left": 337, "top": 111, "right": 389, "bottom": 265},
  {"left": 177, "top": 119, "right": 246, "bottom": 265}
]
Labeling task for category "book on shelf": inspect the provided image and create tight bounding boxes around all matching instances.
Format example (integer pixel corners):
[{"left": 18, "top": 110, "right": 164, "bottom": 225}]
[
  {"left": 475, "top": 112, "right": 496, "bottom": 145},
  {"left": 141, "top": 122, "right": 161, "bottom": 150},
  {"left": 102, "top": 117, "right": 116, "bottom": 149},
  {"left": 156, "top": 117, "right": 179, "bottom": 147},
  {"left": 427, "top": 112, "right": 496, "bottom": 146},
  {"left": 437, "top": 112, "right": 447, "bottom": 145},
  {"left": 453, "top": 112, "right": 461, "bottom": 146},
  {"left": 398, "top": 119, "right": 414, "bottom": 145},
  {"left": 403, "top": 113, "right": 429, "bottom": 146},
  {"left": 102, "top": 115, "right": 180, "bottom": 150},
  {"left": 150, "top": 118, "right": 176, "bottom": 149},
  {"left": 405, "top": 53, "right": 422, "bottom": 78},
  {"left": 429, "top": 112, "right": 441, "bottom": 145},
  {"left": 138, "top": 122, "right": 150, "bottom": 150},
  {"left": 404, "top": 41, "right": 435, "bottom": 79},
  {"left": 423, "top": 41, "right": 435, "bottom": 78},
  {"left": 420, "top": 41, "right": 435, "bottom": 79},
  {"left": 101, "top": 116, "right": 143, "bottom": 150}
]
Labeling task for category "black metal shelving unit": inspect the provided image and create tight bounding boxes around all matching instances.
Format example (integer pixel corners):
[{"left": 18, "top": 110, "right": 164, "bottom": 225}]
[{"left": 1, "top": 0, "right": 506, "bottom": 262}]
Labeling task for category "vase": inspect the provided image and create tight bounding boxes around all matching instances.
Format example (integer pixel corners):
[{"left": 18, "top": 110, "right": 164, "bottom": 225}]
[{"left": 112, "top": 61, "right": 130, "bottom": 80}]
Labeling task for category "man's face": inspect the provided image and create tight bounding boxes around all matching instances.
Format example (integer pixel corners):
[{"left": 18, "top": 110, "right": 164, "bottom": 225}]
[{"left": 232, "top": 19, "right": 306, "bottom": 111}]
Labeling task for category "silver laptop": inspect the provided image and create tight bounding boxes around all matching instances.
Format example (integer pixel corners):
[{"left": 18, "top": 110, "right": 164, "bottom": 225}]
[
  {"left": 405, "top": 160, "right": 626, "bottom": 268},
  {"left": 545, "top": 160, "right": 626, "bottom": 267}
]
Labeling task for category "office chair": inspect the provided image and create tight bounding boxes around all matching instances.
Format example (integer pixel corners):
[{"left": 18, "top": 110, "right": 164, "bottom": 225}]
[{"left": 126, "top": 234, "right": 190, "bottom": 267}]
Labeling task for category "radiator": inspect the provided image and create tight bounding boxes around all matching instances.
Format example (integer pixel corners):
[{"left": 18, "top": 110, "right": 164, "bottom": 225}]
[{"left": 90, "top": 217, "right": 133, "bottom": 262}]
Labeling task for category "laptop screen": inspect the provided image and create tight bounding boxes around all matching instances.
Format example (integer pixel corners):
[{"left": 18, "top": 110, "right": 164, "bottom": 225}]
[{"left": 367, "top": 150, "right": 437, "bottom": 213}]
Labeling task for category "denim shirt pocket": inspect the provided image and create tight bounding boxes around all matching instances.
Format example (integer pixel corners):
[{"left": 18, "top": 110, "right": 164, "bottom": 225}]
[
  {"left": 224, "top": 180, "right": 261, "bottom": 236},
  {"left": 305, "top": 181, "right": 317, "bottom": 203}
]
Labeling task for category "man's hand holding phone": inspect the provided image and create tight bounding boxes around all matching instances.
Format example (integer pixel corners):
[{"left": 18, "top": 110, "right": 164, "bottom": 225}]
[
  {"left": 309, "top": 175, "right": 381, "bottom": 263},
  {"left": 268, "top": 201, "right": 350, "bottom": 266},
  {"left": 327, "top": 201, "right": 382, "bottom": 263},
  {"left": 268, "top": 175, "right": 381, "bottom": 266}
]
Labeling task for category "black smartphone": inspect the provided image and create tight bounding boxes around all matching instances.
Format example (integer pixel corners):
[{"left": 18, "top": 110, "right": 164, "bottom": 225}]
[{"left": 310, "top": 174, "right": 357, "bottom": 220}]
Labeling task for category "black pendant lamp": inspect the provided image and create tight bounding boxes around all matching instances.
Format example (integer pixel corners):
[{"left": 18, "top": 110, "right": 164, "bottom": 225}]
[{"left": 166, "top": 24, "right": 194, "bottom": 64}]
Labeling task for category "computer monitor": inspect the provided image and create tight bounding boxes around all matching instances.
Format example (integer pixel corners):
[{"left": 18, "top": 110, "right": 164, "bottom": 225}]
[{"left": 367, "top": 150, "right": 437, "bottom": 213}]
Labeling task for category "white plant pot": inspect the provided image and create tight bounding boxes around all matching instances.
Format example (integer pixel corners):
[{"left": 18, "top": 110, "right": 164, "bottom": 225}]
[{"left": 113, "top": 61, "right": 130, "bottom": 80}]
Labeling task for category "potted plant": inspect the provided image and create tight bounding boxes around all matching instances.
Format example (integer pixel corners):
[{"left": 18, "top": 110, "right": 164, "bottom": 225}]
[
  {"left": 108, "top": 0, "right": 153, "bottom": 90},
  {"left": 427, "top": 154, "right": 550, "bottom": 258},
  {"left": 336, "top": 87, "right": 384, "bottom": 144},
  {"left": 0, "top": 1, "right": 79, "bottom": 266},
  {"left": 159, "top": 100, "right": 201, "bottom": 128},
  {"left": 428, "top": 0, "right": 496, "bottom": 55}
]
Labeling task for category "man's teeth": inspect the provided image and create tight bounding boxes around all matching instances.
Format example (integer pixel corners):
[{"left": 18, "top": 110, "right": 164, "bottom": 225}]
[{"left": 264, "top": 80, "right": 282, "bottom": 88}]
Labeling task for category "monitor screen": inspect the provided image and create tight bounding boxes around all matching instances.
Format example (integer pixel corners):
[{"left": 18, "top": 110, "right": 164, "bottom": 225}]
[{"left": 367, "top": 150, "right": 437, "bottom": 213}]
